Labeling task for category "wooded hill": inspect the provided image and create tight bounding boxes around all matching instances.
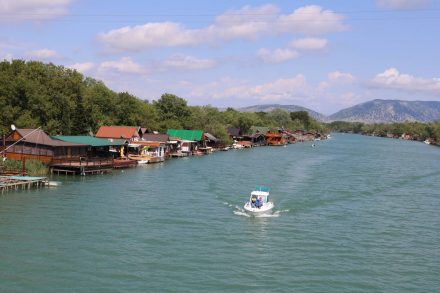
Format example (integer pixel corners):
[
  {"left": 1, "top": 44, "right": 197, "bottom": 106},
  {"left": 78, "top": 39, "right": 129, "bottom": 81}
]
[{"left": 328, "top": 99, "right": 440, "bottom": 123}]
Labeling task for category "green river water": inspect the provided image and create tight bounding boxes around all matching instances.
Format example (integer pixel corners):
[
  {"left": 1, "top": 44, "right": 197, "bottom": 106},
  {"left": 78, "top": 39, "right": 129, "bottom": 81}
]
[{"left": 0, "top": 134, "right": 439, "bottom": 292}]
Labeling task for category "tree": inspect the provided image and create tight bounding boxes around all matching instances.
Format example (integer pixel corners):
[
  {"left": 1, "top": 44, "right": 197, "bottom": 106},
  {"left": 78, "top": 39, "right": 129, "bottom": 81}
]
[
  {"left": 234, "top": 115, "right": 253, "bottom": 134},
  {"left": 205, "top": 122, "right": 232, "bottom": 144},
  {"left": 153, "top": 93, "right": 191, "bottom": 122},
  {"left": 267, "top": 109, "right": 291, "bottom": 128},
  {"left": 290, "top": 111, "right": 311, "bottom": 129}
]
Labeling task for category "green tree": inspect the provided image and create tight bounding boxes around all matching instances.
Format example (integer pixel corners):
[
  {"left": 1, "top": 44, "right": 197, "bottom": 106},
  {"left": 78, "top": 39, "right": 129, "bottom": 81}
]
[
  {"left": 267, "top": 109, "right": 291, "bottom": 128},
  {"left": 153, "top": 93, "right": 191, "bottom": 122},
  {"left": 290, "top": 111, "right": 311, "bottom": 129},
  {"left": 234, "top": 115, "right": 253, "bottom": 134}
]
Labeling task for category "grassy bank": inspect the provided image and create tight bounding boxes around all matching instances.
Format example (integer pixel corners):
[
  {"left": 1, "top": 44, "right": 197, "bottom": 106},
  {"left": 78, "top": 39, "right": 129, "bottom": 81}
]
[{"left": 0, "top": 159, "right": 49, "bottom": 176}]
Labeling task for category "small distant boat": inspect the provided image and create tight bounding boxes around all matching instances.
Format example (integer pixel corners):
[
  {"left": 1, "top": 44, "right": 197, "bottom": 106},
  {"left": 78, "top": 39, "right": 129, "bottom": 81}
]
[
  {"left": 47, "top": 181, "right": 62, "bottom": 187},
  {"left": 232, "top": 143, "right": 244, "bottom": 149},
  {"left": 243, "top": 186, "right": 274, "bottom": 214},
  {"left": 424, "top": 139, "right": 431, "bottom": 145},
  {"left": 128, "top": 154, "right": 151, "bottom": 164}
]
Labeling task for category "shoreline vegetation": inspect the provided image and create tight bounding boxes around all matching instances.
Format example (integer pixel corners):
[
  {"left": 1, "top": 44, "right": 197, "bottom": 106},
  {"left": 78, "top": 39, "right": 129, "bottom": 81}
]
[
  {"left": 0, "top": 60, "right": 327, "bottom": 140},
  {"left": 0, "top": 60, "right": 328, "bottom": 144},
  {"left": 0, "top": 60, "right": 328, "bottom": 178},
  {"left": 328, "top": 121, "right": 440, "bottom": 146},
  {"left": 0, "top": 159, "right": 48, "bottom": 176}
]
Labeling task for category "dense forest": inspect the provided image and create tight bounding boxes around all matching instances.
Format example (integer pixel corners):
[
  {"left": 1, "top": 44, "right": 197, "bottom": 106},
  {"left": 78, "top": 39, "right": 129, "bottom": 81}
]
[
  {"left": 0, "top": 60, "right": 326, "bottom": 143},
  {"left": 328, "top": 121, "right": 440, "bottom": 145}
]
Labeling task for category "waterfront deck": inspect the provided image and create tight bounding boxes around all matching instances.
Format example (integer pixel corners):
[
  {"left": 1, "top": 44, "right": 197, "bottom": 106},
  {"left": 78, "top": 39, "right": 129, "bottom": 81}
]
[
  {"left": 0, "top": 176, "right": 47, "bottom": 193},
  {"left": 113, "top": 158, "right": 137, "bottom": 169},
  {"left": 50, "top": 157, "right": 114, "bottom": 175}
]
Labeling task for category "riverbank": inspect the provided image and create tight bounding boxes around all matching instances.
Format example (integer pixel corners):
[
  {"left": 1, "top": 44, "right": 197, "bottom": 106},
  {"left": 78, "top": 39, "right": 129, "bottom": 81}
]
[{"left": 328, "top": 120, "right": 440, "bottom": 146}]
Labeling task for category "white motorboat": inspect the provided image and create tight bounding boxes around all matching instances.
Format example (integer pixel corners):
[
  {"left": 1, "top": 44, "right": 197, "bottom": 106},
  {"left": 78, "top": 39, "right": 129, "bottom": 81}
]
[
  {"left": 128, "top": 154, "right": 150, "bottom": 164},
  {"left": 243, "top": 186, "right": 274, "bottom": 214}
]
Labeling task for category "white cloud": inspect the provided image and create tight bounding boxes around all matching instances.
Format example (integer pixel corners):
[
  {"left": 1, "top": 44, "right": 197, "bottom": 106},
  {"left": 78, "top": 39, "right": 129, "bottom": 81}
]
[
  {"left": 98, "top": 4, "right": 347, "bottom": 52},
  {"left": 277, "top": 5, "right": 348, "bottom": 35},
  {"left": 160, "top": 54, "right": 217, "bottom": 71},
  {"left": 252, "top": 75, "right": 309, "bottom": 102},
  {"left": 328, "top": 71, "right": 355, "bottom": 83},
  {"left": 187, "top": 74, "right": 310, "bottom": 104},
  {"left": 257, "top": 37, "right": 328, "bottom": 64},
  {"left": 0, "top": 0, "right": 72, "bottom": 21},
  {"left": 98, "top": 22, "right": 203, "bottom": 52},
  {"left": 376, "top": 0, "right": 429, "bottom": 9},
  {"left": 257, "top": 48, "right": 299, "bottom": 63},
  {"left": 1, "top": 53, "right": 13, "bottom": 61},
  {"left": 371, "top": 68, "right": 440, "bottom": 95},
  {"left": 99, "top": 57, "right": 146, "bottom": 75},
  {"left": 290, "top": 38, "right": 328, "bottom": 51},
  {"left": 319, "top": 71, "right": 356, "bottom": 89},
  {"left": 210, "top": 4, "right": 279, "bottom": 41},
  {"left": 68, "top": 62, "right": 95, "bottom": 73},
  {"left": 27, "top": 48, "right": 60, "bottom": 59}
]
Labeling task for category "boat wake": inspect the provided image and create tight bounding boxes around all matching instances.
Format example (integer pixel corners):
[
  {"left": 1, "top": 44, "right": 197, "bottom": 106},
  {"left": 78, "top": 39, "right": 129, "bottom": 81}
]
[
  {"left": 233, "top": 210, "right": 251, "bottom": 217},
  {"left": 224, "top": 202, "right": 288, "bottom": 218}
]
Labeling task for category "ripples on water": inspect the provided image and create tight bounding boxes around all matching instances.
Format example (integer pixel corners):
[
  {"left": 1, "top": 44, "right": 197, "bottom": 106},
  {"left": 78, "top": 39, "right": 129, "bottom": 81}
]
[{"left": 0, "top": 134, "right": 439, "bottom": 292}]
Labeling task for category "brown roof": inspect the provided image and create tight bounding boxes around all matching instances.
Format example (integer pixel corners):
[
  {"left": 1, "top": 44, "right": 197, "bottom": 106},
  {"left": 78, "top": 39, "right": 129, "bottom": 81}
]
[
  {"left": 130, "top": 141, "right": 162, "bottom": 147},
  {"left": 227, "top": 127, "right": 241, "bottom": 137},
  {"left": 9, "top": 129, "right": 86, "bottom": 147},
  {"left": 142, "top": 133, "right": 169, "bottom": 142},
  {"left": 204, "top": 133, "right": 218, "bottom": 142},
  {"left": 96, "top": 126, "right": 140, "bottom": 139}
]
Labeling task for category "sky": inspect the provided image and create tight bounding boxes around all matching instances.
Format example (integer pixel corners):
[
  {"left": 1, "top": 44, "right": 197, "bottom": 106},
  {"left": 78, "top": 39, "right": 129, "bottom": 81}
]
[{"left": 1, "top": 0, "right": 440, "bottom": 115}]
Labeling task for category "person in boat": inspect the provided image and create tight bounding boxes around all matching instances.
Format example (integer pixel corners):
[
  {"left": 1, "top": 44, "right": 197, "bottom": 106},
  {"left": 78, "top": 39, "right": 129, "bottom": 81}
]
[
  {"left": 255, "top": 197, "right": 263, "bottom": 208},
  {"left": 251, "top": 196, "right": 257, "bottom": 208}
]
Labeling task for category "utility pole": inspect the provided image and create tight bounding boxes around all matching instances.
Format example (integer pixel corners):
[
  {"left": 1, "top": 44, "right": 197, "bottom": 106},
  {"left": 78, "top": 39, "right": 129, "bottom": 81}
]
[
  {"left": 22, "top": 157, "right": 26, "bottom": 175},
  {"left": 2, "top": 134, "right": 5, "bottom": 159}
]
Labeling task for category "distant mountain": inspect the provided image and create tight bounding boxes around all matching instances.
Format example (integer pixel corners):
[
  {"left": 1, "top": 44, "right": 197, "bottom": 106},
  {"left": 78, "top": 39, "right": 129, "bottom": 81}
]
[
  {"left": 329, "top": 99, "right": 440, "bottom": 123},
  {"left": 238, "top": 104, "right": 327, "bottom": 121}
]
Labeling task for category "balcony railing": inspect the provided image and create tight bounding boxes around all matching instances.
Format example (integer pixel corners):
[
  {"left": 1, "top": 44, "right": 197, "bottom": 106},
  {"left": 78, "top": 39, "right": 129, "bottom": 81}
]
[{"left": 51, "top": 157, "right": 114, "bottom": 167}]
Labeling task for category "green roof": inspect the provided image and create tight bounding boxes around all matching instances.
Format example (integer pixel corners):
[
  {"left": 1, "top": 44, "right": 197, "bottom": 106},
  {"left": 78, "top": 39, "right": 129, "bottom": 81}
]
[
  {"left": 167, "top": 129, "right": 203, "bottom": 141},
  {"left": 51, "top": 136, "right": 124, "bottom": 147}
]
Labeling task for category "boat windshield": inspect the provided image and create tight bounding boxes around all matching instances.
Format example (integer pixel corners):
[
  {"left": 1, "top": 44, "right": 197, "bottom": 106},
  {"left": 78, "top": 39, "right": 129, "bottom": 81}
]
[
  {"left": 255, "top": 186, "right": 270, "bottom": 192},
  {"left": 250, "top": 193, "right": 268, "bottom": 203}
]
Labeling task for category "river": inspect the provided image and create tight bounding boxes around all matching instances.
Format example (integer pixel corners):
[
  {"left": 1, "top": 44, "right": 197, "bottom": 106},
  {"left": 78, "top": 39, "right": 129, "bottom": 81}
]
[{"left": 0, "top": 134, "right": 439, "bottom": 292}]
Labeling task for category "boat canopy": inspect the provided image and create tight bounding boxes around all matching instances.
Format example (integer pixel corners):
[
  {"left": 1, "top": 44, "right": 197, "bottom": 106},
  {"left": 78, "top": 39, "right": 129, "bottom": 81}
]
[
  {"left": 250, "top": 186, "right": 270, "bottom": 203},
  {"left": 255, "top": 186, "right": 270, "bottom": 192}
]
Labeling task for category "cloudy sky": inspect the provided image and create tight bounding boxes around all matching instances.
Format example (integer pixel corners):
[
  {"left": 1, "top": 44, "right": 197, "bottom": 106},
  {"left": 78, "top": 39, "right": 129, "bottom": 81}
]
[{"left": 1, "top": 0, "right": 439, "bottom": 114}]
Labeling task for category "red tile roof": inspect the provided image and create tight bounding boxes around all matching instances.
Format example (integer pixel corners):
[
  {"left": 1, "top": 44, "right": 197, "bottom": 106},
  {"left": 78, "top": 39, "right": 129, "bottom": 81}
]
[{"left": 95, "top": 126, "right": 140, "bottom": 139}]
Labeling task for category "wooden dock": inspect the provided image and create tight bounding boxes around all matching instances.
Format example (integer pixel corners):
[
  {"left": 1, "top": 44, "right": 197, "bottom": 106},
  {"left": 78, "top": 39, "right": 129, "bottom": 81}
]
[
  {"left": 113, "top": 158, "right": 137, "bottom": 169},
  {"left": 50, "top": 157, "right": 115, "bottom": 176},
  {"left": 0, "top": 176, "right": 48, "bottom": 193}
]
